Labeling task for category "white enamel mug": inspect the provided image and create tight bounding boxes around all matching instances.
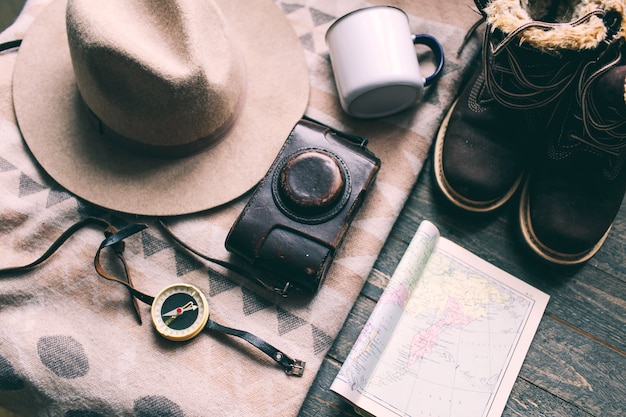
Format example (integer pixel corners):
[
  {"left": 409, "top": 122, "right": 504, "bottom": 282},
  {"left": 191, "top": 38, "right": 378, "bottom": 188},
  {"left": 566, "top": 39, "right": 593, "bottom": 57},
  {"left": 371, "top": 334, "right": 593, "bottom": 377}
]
[{"left": 326, "top": 6, "right": 445, "bottom": 118}]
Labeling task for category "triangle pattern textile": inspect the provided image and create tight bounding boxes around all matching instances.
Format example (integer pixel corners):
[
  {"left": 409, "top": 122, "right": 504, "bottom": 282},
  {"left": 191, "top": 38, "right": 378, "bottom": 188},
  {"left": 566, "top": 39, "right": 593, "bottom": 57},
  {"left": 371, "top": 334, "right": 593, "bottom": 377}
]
[
  {"left": 0, "top": 157, "right": 16, "bottom": 172},
  {"left": 18, "top": 172, "right": 47, "bottom": 198},
  {"left": 45, "top": 188, "right": 73, "bottom": 208},
  {"left": 0, "top": 0, "right": 481, "bottom": 416}
]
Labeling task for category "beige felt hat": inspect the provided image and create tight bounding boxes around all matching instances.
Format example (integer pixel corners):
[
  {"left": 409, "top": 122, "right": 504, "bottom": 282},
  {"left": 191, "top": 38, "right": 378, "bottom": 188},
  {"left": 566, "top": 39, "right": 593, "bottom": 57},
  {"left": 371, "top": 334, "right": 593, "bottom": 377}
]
[{"left": 13, "top": 0, "right": 309, "bottom": 216}]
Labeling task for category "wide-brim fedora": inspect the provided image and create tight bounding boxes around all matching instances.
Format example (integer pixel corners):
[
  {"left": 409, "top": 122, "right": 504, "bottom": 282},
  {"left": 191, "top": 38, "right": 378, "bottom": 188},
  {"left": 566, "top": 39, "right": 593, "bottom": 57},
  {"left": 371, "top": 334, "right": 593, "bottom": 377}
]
[{"left": 12, "top": 0, "right": 309, "bottom": 216}]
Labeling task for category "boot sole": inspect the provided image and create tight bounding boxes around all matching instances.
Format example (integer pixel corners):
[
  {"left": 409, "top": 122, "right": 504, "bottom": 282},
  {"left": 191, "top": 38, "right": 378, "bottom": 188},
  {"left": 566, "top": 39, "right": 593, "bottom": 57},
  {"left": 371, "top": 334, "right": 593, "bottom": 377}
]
[
  {"left": 433, "top": 99, "right": 524, "bottom": 213},
  {"left": 518, "top": 176, "right": 612, "bottom": 265}
]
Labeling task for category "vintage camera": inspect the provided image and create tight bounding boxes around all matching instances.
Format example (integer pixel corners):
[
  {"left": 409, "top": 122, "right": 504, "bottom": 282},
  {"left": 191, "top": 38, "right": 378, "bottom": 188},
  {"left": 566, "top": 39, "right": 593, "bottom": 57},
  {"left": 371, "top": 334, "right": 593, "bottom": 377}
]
[{"left": 225, "top": 118, "right": 380, "bottom": 296}]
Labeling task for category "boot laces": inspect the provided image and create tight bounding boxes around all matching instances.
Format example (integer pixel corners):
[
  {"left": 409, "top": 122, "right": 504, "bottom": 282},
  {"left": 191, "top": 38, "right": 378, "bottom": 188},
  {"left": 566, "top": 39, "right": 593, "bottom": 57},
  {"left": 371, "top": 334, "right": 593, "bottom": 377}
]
[
  {"left": 574, "top": 47, "right": 626, "bottom": 157},
  {"left": 549, "top": 10, "right": 626, "bottom": 181},
  {"left": 483, "top": 10, "right": 607, "bottom": 111}
]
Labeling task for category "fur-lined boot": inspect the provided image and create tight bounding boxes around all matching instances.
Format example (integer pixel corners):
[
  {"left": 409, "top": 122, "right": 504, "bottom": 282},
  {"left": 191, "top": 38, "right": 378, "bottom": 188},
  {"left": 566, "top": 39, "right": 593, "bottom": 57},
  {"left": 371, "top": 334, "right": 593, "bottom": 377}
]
[
  {"left": 519, "top": 16, "right": 626, "bottom": 265},
  {"left": 434, "top": 0, "right": 625, "bottom": 263}
]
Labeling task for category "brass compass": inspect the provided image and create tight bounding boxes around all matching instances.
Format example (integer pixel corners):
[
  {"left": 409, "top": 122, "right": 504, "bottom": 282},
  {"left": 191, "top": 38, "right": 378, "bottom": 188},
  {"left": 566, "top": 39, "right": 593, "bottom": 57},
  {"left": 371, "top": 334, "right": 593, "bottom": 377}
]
[{"left": 151, "top": 283, "right": 210, "bottom": 342}]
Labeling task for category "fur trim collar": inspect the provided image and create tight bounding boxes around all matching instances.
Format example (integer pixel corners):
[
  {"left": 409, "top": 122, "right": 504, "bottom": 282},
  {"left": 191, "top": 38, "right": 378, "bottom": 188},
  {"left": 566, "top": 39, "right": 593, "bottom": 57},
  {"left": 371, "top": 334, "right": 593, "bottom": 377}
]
[{"left": 485, "top": 0, "right": 626, "bottom": 50}]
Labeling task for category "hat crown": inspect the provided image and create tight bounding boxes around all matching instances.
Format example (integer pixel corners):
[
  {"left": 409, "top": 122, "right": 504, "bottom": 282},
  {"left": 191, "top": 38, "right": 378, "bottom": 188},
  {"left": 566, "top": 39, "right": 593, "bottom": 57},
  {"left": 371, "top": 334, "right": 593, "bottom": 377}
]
[
  {"left": 66, "top": 0, "right": 245, "bottom": 151},
  {"left": 13, "top": 0, "right": 309, "bottom": 215}
]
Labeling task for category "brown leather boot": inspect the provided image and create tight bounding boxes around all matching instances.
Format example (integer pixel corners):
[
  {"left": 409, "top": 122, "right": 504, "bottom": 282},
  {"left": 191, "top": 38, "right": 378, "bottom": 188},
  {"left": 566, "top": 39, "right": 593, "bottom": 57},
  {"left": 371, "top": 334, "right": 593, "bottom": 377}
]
[
  {"left": 434, "top": 0, "right": 625, "bottom": 212},
  {"left": 520, "top": 60, "right": 626, "bottom": 265}
]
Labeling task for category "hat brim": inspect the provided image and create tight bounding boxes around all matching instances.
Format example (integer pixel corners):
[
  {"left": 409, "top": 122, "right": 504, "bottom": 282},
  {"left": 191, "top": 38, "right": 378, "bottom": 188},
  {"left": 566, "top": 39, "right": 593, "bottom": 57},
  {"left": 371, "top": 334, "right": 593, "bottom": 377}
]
[{"left": 13, "top": 0, "right": 309, "bottom": 216}]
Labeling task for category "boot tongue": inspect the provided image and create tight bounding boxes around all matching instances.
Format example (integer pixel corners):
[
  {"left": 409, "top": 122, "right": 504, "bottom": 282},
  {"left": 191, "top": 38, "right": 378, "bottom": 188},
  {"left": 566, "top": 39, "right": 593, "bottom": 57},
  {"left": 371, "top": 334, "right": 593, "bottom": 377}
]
[{"left": 593, "top": 66, "right": 626, "bottom": 114}]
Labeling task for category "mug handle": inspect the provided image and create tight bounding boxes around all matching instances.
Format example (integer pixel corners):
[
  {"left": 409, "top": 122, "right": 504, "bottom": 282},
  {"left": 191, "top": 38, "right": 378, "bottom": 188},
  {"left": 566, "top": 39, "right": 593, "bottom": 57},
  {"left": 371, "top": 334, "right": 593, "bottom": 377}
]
[{"left": 412, "top": 34, "right": 445, "bottom": 87}]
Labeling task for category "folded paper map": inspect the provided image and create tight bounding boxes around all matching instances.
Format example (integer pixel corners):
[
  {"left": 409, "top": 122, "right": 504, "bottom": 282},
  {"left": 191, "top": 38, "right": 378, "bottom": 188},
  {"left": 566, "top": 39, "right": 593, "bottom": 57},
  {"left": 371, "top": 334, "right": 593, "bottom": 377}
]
[{"left": 331, "top": 220, "right": 550, "bottom": 417}]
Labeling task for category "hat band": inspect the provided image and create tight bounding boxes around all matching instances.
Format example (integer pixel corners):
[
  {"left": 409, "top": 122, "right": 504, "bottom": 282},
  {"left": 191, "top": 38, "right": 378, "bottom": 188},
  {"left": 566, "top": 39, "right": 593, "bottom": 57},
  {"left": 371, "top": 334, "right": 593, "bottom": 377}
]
[{"left": 82, "top": 95, "right": 245, "bottom": 159}]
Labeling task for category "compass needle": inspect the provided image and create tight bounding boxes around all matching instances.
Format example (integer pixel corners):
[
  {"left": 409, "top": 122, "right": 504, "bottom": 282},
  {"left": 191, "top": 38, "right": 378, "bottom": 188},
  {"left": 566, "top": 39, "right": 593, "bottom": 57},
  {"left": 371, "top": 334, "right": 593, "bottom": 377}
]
[{"left": 162, "top": 301, "right": 199, "bottom": 318}]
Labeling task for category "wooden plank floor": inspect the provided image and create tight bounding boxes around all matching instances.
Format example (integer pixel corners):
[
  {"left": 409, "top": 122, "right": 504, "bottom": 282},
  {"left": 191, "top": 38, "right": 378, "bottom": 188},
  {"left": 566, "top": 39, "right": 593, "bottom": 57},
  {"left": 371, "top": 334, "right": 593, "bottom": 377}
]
[
  {"left": 299, "top": 154, "right": 626, "bottom": 416},
  {"left": 2, "top": 2, "right": 625, "bottom": 416}
]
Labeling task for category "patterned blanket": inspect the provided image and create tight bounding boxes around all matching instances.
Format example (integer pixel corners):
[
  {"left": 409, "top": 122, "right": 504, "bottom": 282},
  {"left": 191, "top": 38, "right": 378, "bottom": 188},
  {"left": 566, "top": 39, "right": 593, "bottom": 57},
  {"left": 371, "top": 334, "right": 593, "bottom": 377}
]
[{"left": 0, "top": 0, "right": 479, "bottom": 415}]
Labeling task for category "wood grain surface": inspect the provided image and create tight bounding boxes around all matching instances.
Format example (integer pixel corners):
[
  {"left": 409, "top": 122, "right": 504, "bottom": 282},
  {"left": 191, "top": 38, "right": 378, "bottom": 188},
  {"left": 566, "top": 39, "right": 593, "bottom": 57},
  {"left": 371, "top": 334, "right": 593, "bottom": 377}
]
[{"left": 298, "top": 156, "right": 626, "bottom": 417}]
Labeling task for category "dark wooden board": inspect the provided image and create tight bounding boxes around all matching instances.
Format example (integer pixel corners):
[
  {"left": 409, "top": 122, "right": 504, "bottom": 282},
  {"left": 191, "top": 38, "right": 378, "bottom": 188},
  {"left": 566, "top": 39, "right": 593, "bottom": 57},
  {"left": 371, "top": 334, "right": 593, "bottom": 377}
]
[{"left": 299, "top": 157, "right": 626, "bottom": 417}]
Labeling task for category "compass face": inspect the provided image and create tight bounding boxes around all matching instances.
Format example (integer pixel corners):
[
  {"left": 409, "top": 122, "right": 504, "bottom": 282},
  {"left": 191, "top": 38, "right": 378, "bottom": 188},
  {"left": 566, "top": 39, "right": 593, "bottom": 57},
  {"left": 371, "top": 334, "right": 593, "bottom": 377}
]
[{"left": 151, "top": 283, "right": 210, "bottom": 341}]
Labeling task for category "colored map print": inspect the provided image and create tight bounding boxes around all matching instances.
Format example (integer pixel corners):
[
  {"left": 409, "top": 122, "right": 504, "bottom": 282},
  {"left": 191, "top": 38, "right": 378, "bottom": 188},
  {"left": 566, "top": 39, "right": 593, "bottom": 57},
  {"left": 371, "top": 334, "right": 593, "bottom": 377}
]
[
  {"left": 362, "top": 249, "right": 533, "bottom": 417},
  {"left": 332, "top": 222, "right": 547, "bottom": 417}
]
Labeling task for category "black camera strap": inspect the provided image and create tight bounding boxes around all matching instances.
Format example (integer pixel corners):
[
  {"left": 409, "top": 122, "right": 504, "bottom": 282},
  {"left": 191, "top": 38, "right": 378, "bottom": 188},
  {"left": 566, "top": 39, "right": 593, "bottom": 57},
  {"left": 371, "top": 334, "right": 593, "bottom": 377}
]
[
  {"left": 0, "top": 218, "right": 304, "bottom": 376},
  {"left": 0, "top": 39, "right": 22, "bottom": 52},
  {"left": 0, "top": 217, "right": 146, "bottom": 323},
  {"left": 158, "top": 220, "right": 291, "bottom": 296}
]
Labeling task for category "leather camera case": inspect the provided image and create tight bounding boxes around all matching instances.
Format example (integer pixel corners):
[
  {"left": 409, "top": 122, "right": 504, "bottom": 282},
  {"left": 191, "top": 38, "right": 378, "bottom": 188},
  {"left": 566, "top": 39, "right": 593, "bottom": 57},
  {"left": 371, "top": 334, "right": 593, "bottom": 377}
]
[{"left": 225, "top": 118, "right": 380, "bottom": 296}]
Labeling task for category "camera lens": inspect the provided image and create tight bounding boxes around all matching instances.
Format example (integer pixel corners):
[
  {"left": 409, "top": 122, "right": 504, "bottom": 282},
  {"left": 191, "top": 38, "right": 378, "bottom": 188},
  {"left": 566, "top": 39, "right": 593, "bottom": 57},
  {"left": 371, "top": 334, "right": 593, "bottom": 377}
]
[{"left": 278, "top": 150, "right": 345, "bottom": 215}]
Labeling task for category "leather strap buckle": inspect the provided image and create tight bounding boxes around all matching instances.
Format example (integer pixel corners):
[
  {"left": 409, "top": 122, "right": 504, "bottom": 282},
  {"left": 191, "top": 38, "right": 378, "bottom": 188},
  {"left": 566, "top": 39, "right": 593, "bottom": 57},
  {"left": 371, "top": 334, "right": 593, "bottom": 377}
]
[{"left": 286, "top": 359, "right": 306, "bottom": 377}]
